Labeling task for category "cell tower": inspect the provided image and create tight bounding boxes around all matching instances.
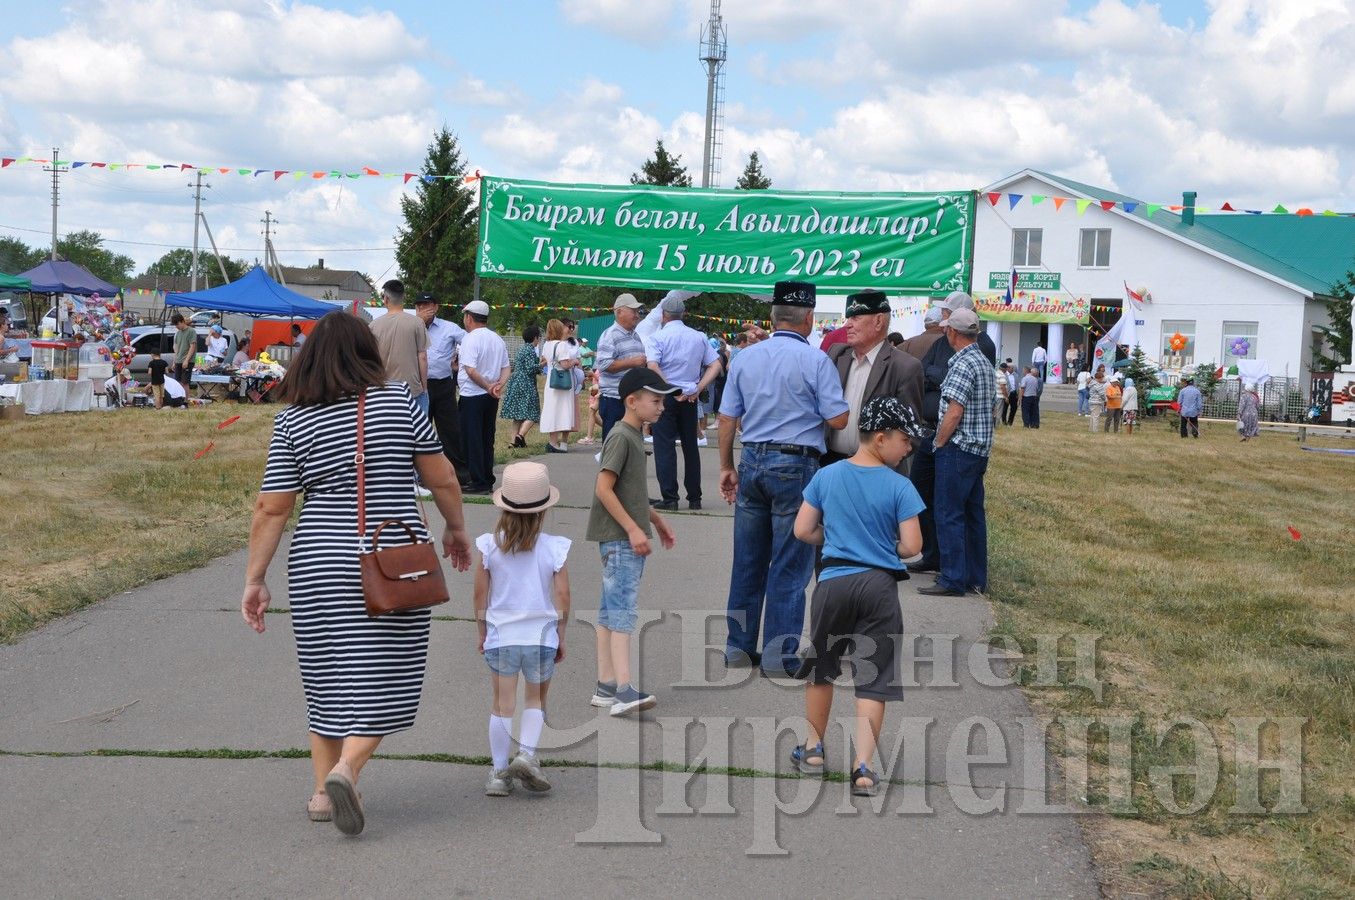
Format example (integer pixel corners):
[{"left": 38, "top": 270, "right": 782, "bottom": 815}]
[{"left": 699, "top": 0, "right": 727, "bottom": 189}]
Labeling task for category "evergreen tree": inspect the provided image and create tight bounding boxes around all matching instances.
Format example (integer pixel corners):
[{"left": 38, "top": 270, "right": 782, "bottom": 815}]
[
  {"left": 1313, "top": 265, "right": 1354, "bottom": 371},
  {"left": 1122, "top": 345, "right": 1160, "bottom": 411},
  {"left": 631, "top": 139, "right": 692, "bottom": 187},
  {"left": 1191, "top": 361, "right": 1220, "bottom": 398},
  {"left": 735, "top": 151, "right": 772, "bottom": 190},
  {"left": 396, "top": 127, "right": 479, "bottom": 305}
]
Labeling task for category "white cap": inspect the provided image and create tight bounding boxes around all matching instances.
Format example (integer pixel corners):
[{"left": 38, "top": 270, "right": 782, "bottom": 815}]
[{"left": 463, "top": 300, "right": 490, "bottom": 317}]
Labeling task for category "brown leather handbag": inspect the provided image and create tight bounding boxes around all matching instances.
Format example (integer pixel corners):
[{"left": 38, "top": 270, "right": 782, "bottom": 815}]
[{"left": 354, "top": 391, "right": 450, "bottom": 617}]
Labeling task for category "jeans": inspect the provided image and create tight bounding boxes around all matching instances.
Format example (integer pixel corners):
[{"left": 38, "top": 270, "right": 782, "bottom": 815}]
[
  {"left": 1021, "top": 395, "right": 1040, "bottom": 428},
  {"left": 483, "top": 645, "right": 556, "bottom": 683},
  {"left": 725, "top": 447, "right": 818, "bottom": 675},
  {"left": 426, "top": 377, "right": 467, "bottom": 484},
  {"left": 599, "top": 540, "right": 644, "bottom": 633},
  {"left": 652, "top": 394, "right": 701, "bottom": 503},
  {"left": 934, "top": 443, "right": 988, "bottom": 593},
  {"left": 908, "top": 433, "right": 939, "bottom": 569},
  {"left": 1077, "top": 388, "right": 1090, "bottom": 415},
  {"left": 458, "top": 392, "right": 499, "bottom": 490},
  {"left": 599, "top": 395, "right": 625, "bottom": 442},
  {"left": 413, "top": 391, "right": 430, "bottom": 416}
]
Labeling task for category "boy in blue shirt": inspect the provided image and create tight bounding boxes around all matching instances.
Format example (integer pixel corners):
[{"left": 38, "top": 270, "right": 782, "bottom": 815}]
[{"left": 791, "top": 396, "right": 929, "bottom": 796}]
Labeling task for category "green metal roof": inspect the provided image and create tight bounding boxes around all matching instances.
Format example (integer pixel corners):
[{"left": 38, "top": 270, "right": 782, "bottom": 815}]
[{"left": 1026, "top": 170, "right": 1350, "bottom": 296}]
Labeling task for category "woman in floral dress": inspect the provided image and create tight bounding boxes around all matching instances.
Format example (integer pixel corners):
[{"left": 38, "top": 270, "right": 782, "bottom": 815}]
[{"left": 501, "top": 324, "right": 542, "bottom": 448}]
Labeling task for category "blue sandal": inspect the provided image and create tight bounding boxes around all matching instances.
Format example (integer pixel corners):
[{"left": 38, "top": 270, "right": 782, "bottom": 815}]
[
  {"left": 790, "top": 742, "right": 826, "bottom": 776},
  {"left": 850, "top": 763, "right": 880, "bottom": 797}
]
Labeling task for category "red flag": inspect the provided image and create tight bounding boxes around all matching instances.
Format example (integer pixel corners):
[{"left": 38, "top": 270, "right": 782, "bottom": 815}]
[
  {"left": 1221, "top": 202, "right": 1235, "bottom": 211},
  {"left": 1100, "top": 200, "right": 1115, "bottom": 211},
  {"left": 1286, "top": 526, "right": 1301, "bottom": 541},
  {"left": 273, "top": 170, "right": 286, "bottom": 180},
  {"left": 986, "top": 192, "right": 1001, "bottom": 206},
  {"left": 1, "top": 158, "right": 12, "bottom": 168},
  {"left": 193, "top": 441, "right": 216, "bottom": 460},
  {"left": 217, "top": 415, "right": 241, "bottom": 430},
  {"left": 180, "top": 163, "right": 193, "bottom": 171},
  {"left": 91, "top": 161, "right": 106, "bottom": 167},
  {"left": 463, "top": 168, "right": 482, "bottom": 183},
  {"left": 403, "top": 172, "right": 416, "bottom": 184}
]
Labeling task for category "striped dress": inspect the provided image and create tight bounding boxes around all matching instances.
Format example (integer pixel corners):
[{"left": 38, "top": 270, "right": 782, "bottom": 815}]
[{"left": 261, "top": 382, "right": 443, "bottom": 738}]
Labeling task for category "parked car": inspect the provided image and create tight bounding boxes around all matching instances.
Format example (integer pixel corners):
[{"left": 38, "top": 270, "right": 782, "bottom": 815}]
[{"left": 120, "top": 325, "right": 236, "bottom": 379}]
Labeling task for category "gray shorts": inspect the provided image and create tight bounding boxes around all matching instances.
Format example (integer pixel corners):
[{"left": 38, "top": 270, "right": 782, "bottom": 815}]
[{"left": 798, "top": 569, "right": 904, "bottom": 701}]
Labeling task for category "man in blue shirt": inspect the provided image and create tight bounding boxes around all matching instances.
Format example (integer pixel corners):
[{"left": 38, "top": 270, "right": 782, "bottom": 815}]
[
  {"left": 594, "top": 293, "right": 648, "bottom": 441},
  {"left": 415, "top": 292, "right": 469, "bottom": 486},
  {"left": 919, "top": 308, "right": 997, "bottom": 597},
  {"left": 1177, "top": 377, "right": 1203, "bottom": 438},
  {"left": 717, "top": 281, "right": 850, "bottom": 677},
  {"left": 648, "top": 294, "right": 722, "bottom": 510}
]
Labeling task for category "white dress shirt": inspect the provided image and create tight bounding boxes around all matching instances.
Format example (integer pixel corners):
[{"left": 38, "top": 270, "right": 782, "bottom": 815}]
[
  {"left": 828, "top": 341, "right": 883, "bottom": 455},
  {"left": 457, "top": 326, "right": 509, "bottom": 397}
]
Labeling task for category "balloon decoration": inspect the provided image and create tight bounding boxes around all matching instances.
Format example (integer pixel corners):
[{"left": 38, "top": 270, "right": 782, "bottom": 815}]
[
  {"left": 1169, "top": 332, "right": 1187, "bottom": 352},
  {"left": 1229, "top": 337, "right": 1251, "bottom": 357}
]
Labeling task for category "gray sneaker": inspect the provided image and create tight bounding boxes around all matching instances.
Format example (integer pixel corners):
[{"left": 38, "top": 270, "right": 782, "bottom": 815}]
[
  {"left": 507, "top": 753, "right": 552, "bottom": 792},
  {"left": 485, "top": 767, "right": 514, "bottom": 797},
  {"left": 609, "top": 685, "right": 657, "bottom": 717},
  {"left": 590, "top": 681, "right": 617, "bottom": 707}
]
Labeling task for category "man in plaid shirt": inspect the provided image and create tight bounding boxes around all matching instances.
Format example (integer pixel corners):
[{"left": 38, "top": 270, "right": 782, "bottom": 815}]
[{"left": 918, "top": 308, "right": 996, "bottom": 597}]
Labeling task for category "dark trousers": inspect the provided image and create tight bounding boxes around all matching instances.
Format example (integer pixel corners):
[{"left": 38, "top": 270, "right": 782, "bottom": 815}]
[
  {"left": 174, "top": 361, "right": 193, "bottom": 388},
  {"left": 935, "top": 443, "right": 989, "bottom": 593},
  {"left": 1021, "top": 395, "right": 1040, "bottom": 428},
  {"left": 652, "top": 394, "right": 701, "bottom": 503},
  {"left": 599, "top": 394, "right": 625, "bottom": 442},
  {"left": 908, "top": 433, "right": 939, "bottom": 569},
  {"left": 1003, "top": 390, "right": 1019, "bottom": 425},
  {"left": 426, "top": 377, "right": 468, "bottom": 485},
  {"left": 1180, "top": 415, "right": 1199, "bottom": 438},
  {"left": 458, "top": 393, "right": 499, "bottom": 490}
]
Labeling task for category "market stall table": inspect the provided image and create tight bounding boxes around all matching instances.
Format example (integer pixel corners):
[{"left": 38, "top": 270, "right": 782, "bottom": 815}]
[
  {"left": 191, "top": 373, "right": 233, "bottom": 401},
  {"left": 0, "top": 379, "right": 96, "bottom": 414}
]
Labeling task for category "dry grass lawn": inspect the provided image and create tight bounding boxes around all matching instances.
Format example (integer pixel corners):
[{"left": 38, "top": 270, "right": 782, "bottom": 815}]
[{"left": 2, "top": 400, "right": 1350, "bottom": 896}]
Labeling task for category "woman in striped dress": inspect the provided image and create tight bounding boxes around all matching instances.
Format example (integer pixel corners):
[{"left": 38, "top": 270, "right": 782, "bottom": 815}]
[{"left": 241, "top": 312, "right": 472, "bottom": 836}]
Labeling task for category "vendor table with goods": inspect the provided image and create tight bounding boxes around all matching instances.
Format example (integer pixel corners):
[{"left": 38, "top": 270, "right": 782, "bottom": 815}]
[{"left": 0, "top": 378, "right": 96, "bottom": 415}]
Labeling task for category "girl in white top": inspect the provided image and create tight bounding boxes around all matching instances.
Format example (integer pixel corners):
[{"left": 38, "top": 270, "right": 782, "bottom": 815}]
[
  {"left": 475, "top": 461, "right": 571, "bottom": 797},
  {"left": 205, "top": 326, "right": 228, "bottom": 364}
]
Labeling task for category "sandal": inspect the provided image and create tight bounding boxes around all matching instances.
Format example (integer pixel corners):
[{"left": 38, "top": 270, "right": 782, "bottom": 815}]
[
  {"left": 850, "top": 763, "right": 880, "bottom": 797},
  {"left": 323, "top": 761, "right": 365, "bottom": 836},
  {"left": 307, "top": 791, "right": 332, "bottom": 822},
  {"left": 790, "top": 742, "right": 826, "bottom": 776},
  {"left": 511, "top": 435, "right": 526, "bottom": 449}
]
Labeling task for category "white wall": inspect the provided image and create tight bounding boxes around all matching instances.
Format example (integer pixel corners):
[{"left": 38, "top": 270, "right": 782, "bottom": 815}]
[{"left": 973, "top": 174, "right": 1311, "bottom": 378}]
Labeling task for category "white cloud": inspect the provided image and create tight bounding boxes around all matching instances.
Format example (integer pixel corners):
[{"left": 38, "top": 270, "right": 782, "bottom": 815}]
[{"left": 558, "top": 0, "right": 684, "bottom": 42}]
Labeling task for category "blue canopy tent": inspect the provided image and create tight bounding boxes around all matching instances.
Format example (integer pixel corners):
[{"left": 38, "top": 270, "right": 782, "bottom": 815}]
[
  {"left": 164, "top": 267, "right": 340, "bottom": 318},
  {"left": 19, "top": 260, "right": 121, "bottom": 296}
]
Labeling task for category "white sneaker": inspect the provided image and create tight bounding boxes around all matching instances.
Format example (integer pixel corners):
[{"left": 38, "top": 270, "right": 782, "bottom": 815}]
[
  {"left": 696, "top": 435, "right": 708, "bottom": 447},
  {"left": 414, "top": 485, "right": 433, "bottom": 499},
  {"left": 485, "top": 767, "right": 514, "bottom": 797},
  {"left": 507, "top": 753, "right": 551, "bottom": 792}
]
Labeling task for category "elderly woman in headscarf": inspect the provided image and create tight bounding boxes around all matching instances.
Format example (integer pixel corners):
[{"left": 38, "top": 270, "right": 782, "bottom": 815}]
[
  {"left": 1237, "top": 382, "right": 1261, "bottom": 441},
  {"left": 1120, "top": 377, "right": 1139, "bottom": 435}
]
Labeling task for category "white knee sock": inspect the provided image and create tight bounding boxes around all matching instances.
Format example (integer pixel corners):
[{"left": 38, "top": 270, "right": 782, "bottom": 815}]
[
  {"left": 519, "top": 708, "right": 545, "bottom": 758},
  {"left": 489, "top": 715, "right": 514, "bottom": 770}
]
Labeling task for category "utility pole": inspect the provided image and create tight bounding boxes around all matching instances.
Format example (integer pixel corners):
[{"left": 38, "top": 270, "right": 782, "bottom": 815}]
[
  {"left": 262, "top": 211, "right": 286, "bottom": 284},
  {"left": 190, "top": 171, "right": 205, "bottom": 291},
  {"left": 42, "top": 147, "right": 68, "bottom": 260},
  {"left": 699, "top": 1, "right": 727, "bottom": 188}
]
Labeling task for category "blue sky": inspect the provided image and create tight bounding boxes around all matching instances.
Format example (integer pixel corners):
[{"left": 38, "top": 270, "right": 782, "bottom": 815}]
[{"left": 0, "top": 0, "right": 1349, "bottom": 286}]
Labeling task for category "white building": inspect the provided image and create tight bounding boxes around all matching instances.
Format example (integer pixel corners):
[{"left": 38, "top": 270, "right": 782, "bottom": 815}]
[{"left": 972, "top": 169, "right": 1352, "bottom": 386}]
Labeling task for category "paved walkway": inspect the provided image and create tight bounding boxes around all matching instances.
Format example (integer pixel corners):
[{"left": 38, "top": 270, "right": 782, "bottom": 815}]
[{"left": 0, "top": 447, "right": 1099, "bottom": 898}]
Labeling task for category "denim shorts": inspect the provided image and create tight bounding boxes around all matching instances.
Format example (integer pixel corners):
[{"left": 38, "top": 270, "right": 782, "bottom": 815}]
[
  {"left": 483, "top": 645, "right": 556, "bottom": 683},
  {"left": 598, "top": 540, "right": 645, "bottom": 634}
]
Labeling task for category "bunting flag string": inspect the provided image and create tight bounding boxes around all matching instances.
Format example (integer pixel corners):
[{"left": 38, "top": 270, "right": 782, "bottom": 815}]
[{"left": 0, "top": 153, "right": 1350, "bottom": 214}]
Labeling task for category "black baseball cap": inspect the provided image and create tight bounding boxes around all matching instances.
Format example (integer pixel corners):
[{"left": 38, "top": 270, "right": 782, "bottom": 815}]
[
  {"left": 619, "top": 367, "right": 679, "bottom": 400},
  {"left": 859, "top": 396, "right": 934, "bottom": 441},
  {"left": 414, "top": 292, "right": 438, "bottom": 305}
]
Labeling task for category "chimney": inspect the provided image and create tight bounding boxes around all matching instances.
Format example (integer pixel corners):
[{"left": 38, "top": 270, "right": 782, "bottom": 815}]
[
  {"left": 317, "top": 258, "right": 324, "bottom": 269},
  {"left": 1182, "top": 191, "right": 1196, "bottom": 226}
]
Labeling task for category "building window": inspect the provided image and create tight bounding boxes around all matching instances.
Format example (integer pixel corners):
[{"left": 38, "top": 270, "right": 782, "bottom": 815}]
[
  {"left": 1011, "top": 229, "right": 1042, "bottom": 267},
  {"left": 1161, "top": 319, "right": 1196, "bottom": 367},
  {"left": 1079, "top": 228, "right": 1111, "bottom": 267},
  {"left": 1222, "top": 321, "right": 1258, "bottom": 362}
]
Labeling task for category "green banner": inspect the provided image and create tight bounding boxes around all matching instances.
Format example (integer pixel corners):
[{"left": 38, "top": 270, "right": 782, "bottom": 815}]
[
  {"left": 974, "top": 292, "right": 1089, "bottom": 324},
  {"left": 477, "top": 177, "right": 975, "bottom": 294},
  {"left": 987, "top": 271, "right": 1061, "bottom": 290}
]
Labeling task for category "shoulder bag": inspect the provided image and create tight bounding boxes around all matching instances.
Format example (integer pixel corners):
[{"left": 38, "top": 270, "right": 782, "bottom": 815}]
[
  {"left": 355, "top": 390, "right": 450, "bottom": 617},
  {"left": 547, "top": 342, "right": 573, "bottom": 390}
]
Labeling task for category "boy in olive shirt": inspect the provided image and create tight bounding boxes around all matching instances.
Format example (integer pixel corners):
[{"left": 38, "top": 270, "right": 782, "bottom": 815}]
[{"left": 586, "top": 368, "right": 678, "bottom": 716}]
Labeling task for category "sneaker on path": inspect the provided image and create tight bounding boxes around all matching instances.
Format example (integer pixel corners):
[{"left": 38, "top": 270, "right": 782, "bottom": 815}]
[
  {"left": 507, "top": 753, "right": 552, "bottom": 792},
  {"left": 414, "top": 485, "right": 433, "bottom": 499},
  {"left": 696, "top": 435, "right": 708, "bottom": 447},
  {"left": 485, "top": 768, "right": 514, "bottom": 797},
  {"left": 590, "top": 682, "right": 617, "bottom": 707},
  {"left": 610, "top": 685, "right": 657, "bottom": 717}
]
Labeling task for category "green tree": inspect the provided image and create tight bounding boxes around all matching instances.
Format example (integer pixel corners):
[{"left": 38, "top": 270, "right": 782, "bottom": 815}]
[
  {"left": 1313, "top": 266, "right": 1354, "bottom": 371},
  {"left": 735, "top": 151, "right": 772, "bottom": 190},
  {"left": 143, "top": 248, "right": 247, "bottom": 283},
  {"left": 1122, "top": 345, "right": 1160, "bottom": 410},
  {"left": 55, "top": 230, "right": 135, "bottom": 286},
  {"left": 0, "top": 236, "right": 45, "bottom": 276},
  {"left": 1191, "top": 361, "right": 1220, "bottom": 398},
  {"left": 631, "top": 139, "right": 692, "bottom": 187},
  {"left": 396, "top": 127, "right": 479, "bottom": 304}
]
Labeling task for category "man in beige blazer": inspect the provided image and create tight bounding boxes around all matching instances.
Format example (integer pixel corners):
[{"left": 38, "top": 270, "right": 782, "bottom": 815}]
[{"left": 824, "top": 289, "right": 925, "bottom": 475}]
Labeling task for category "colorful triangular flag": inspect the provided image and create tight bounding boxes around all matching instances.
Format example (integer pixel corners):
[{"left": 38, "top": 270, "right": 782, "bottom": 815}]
[
  {"left": 1007, "top": 194, "right": 1022, "bottom": 210},
  {"left": 987, "top": 192, "right": 1001, "bottom": 206},
  {"left": 1076, "top": 199, "right": 1092, "bottom": 215},
  {"left": 1099, "top": 200, "right": 1115, "bottom": 211},
  {"left": 1030, "top": 194, "right": 1045, "bottom": 205},
  {"left": 1145, "top": 204, "right": 1160, "bottom": 217},
  {"left": 1052, "top": 197, "right": 1066, "bottom": 211},
  {"left": 1272, "top": 204, "right": 1288, "bottom": 214}
]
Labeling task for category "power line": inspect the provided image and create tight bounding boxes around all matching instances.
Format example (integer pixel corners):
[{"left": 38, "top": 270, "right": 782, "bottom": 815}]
[{"left": 0, "top": 221, "right": 395, "bottom": 253}]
